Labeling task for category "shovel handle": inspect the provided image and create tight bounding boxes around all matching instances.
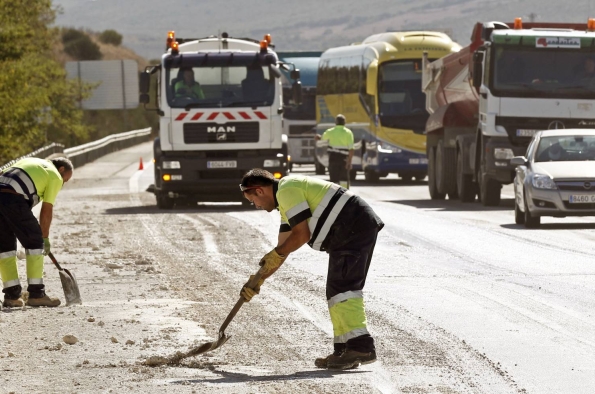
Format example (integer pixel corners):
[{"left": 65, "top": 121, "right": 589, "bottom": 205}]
[
  {"left": 47, "top": 252, "right": 63, "bottom": 271},
  {"left": 218, "top": 268, "right": 265, "bottom": 333}
]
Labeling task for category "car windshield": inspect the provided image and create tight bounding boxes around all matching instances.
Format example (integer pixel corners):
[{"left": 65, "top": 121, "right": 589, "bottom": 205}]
[{"left": 535, "top": 135, "right": 595, "bottom": 162}]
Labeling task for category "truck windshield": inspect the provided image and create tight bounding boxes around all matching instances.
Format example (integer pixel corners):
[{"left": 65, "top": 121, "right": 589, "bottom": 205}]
[
  {"left": 166, "top": 65, "right": 275, "bottom": 108},
  {"left": 491, "top": 45, "right": 595, "bottom": 99},
  {"left": 378, "top": 60, "right": 428, "bottom": 133}
]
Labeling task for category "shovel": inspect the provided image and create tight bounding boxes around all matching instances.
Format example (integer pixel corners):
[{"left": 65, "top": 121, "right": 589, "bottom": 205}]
[
  {"left": 48, "top": 252, "right": 82, "bottom": 306},
  {"left": 147, "top": 268, "right": 264, "bottom": 366}
]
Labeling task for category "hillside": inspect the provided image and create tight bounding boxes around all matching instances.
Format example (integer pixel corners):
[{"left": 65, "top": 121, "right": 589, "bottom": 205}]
[{"left": 53, "top": 0, "right": 595, "bottom": 58}]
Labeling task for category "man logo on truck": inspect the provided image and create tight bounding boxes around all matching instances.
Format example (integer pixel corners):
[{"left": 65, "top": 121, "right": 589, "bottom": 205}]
[{"left": 207, "top": 126, "right": 236, "bottom": 133}]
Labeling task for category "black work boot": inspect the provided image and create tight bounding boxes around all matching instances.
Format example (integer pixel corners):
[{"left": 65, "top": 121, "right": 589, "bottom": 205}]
[
  {"left": 2, "top": 285, "right": 23, "bottom": 308},
  {"left": 26, "top": 284, "right": 60, "bottom": 307},
  {"left": 327, "top": 349, "right": 377, "bottom": 370},
  {"left": 315, "top": 343, "right": 346, "bottom": 368}
]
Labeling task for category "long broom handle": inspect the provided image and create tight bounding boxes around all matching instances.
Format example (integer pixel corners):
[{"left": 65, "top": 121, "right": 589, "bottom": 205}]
[{"left": 218, "top": 268, "right": 265, "bottom": 333}]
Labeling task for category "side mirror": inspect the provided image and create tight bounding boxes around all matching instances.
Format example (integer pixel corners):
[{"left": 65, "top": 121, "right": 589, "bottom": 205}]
[
  {"left": 139, "top": 93, "right": 150, "bottom": 104},
  {"left": 292, "top": 81, "right": 302, "bottom": 105},
  {"left": 290, "top": 69, "right": 300, "bottom": 80},
  {"left": 510, "top": 156, "right": 528, "bottom": 166},
  {"left": 269, "top": 64, "right": 282, "bottom": 79},
  {"left": 139, "top": 72, "right": 151, "bottom": 94},
  {"left": 472, "top": 51, "right": 484, "bottom": 89}
]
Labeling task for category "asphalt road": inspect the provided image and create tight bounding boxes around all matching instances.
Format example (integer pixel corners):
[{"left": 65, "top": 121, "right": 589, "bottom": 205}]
[{"left": 2, "top": 141, "right": 594, "bottom": 394}]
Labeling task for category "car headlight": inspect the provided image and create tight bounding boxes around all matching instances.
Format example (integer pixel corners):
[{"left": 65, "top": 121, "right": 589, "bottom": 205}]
[
  {"left": 264, "top": 159, "right": 281, "bottom": 167},
  {"left": 162, "top": 161, "right": 181, "bottom": 169},
  {"left": 531, "top": 174, "right": 557, "bottom": 189},
  {"left": 494, "top": 148, "right": 514, "bottom": 160}
]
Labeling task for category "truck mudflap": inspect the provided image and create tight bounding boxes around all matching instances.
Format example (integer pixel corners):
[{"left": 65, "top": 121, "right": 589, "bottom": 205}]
[{"left": 483, "top": 136, "right": 527, "bottom": 185}]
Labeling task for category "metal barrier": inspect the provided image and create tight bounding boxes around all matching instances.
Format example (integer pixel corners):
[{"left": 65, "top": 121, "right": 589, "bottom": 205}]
[{"left": 1, "top": 127, "right": 152, "bottom": 171}]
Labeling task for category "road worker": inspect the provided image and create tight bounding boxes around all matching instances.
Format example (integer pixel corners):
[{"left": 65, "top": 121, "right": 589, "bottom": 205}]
[
  {"left": 239, "top": 169, "right": 384, "bottom": 370},
  {"left": 318, "top": 114, "right": 354, "bottom": 189},
  {"left": 0, "top": 157, "right": 73, "bottom": 307}
]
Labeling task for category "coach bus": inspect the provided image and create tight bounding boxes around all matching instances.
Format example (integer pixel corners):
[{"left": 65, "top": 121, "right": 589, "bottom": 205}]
[
  {"left": 315, "top": 31, "right": 460, "bottom": 182},
  {"left": 278, "top": 51, "right": 322, "bottom": 171}
]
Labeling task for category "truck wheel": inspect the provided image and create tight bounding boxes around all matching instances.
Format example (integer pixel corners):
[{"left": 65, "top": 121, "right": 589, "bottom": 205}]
[
  {"left": 315, "top": 160, "right": 326, "bottom": 175},
  {"left": 428, "top": 146, "right": 446, "bottom": 200},
  {"left": 364, "top": 169, "right": 380, "bottom": 183},
  {"left": 457, "top": 148, "right": 477, "bottom": 202},
  {"left": 479, "top": 170, "right": 501, "bottom": 206},
  {"left": 349, "top": 169, "right": 357, "bottom": 181},
  {"left": 156, "top": 193, "right": 175, "bottom": 210},
  {"left": 523, "top": 193, "right": 540, "bottom": 228},
  {"left": 436, "top": 140, "right": 457, "bottom": 198}
]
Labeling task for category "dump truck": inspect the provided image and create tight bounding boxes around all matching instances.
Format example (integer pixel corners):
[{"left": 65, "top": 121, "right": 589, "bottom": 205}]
[{"left": 423, "top": 18, "right": 595, "bottom": 205}]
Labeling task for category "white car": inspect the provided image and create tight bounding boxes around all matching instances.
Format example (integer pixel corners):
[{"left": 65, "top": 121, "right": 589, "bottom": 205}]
[{"left": 512, "top": 129, "right": 595, "bottom": 228}]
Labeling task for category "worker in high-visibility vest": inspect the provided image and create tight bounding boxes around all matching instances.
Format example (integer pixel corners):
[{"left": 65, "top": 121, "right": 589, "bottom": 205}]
[
  {"left": 318, "top": 114, "right": 354, "bottom": 189},
  {"left": 239, "top": 168, "right": 384, "bottom": 370},
  {"left": 0, "top": 157, "right": 73, "bottom": 308}
]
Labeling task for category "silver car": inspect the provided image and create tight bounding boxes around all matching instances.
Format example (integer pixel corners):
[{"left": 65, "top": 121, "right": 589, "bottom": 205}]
[{"left": 512, "top": 129, "right": 595, "bottom": 228}]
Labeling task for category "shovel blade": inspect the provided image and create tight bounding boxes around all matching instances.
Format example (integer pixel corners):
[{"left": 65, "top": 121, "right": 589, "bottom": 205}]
[
  {"left": 59, "top": 268, "right": 82, "bottom": 306},
  {"left": 186, "top": 333, "right": 231, "bottom": 357}
]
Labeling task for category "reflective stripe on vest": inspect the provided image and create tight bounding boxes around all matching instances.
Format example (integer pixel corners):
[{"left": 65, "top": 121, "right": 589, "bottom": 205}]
[
  {"left": 0, "top": 168, "right": 39, "bottom": 206},
  {"left": 307, "top": 183, "right": 353, "bottom": 251},
  {"left": 328, "top": 147, "right": 350, "bottom": 155}
]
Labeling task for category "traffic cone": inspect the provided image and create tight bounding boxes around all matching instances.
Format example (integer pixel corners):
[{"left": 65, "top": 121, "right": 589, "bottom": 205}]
[{"left": 138, "top": 157, "right": 144, "bottom": 170}]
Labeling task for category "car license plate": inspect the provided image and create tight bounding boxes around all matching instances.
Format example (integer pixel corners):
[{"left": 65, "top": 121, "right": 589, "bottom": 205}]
[
  {"left": 516, "top": 129, "right": 539, "bottom": 137},
  {"left": 207, "top": 160, "right": 237, "bottom": 169},
  {"left": 569, "top": 194, "right": 595, "bottom": 203}
]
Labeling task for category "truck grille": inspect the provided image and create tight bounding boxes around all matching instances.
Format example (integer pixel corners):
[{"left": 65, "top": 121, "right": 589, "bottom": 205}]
[
  {"left": 496, "top": 117, "right": 595, "bottom": 145},
  {"left": 183, "top": 122, "right": 260, "bottom": 144}
]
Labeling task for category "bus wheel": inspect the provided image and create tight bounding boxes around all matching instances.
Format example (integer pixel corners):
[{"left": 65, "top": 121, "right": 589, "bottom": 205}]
[{"left": 364, "top": 169, "right": 380, "bottom": 183}]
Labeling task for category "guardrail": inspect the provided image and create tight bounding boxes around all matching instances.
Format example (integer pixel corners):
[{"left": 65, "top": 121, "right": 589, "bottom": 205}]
[{"left": 1, "top": 127, "right": 152, "bottom": 171}]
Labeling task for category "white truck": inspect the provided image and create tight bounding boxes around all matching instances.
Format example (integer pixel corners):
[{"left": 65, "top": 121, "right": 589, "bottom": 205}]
[{"left": 139, "top": 32, "right": 301, "bottom": 208}]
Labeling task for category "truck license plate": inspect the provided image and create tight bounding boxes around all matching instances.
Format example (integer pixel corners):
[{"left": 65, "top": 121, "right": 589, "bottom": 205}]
[
  {"left": 207, "top": 160, "right": 237, "bottom": 169},
  {"left": 569, "top": 194, "right": 595, "bottom": 203}
]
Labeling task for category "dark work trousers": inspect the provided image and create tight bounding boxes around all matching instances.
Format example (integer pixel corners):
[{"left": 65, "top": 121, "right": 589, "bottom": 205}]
[
  {"left": 326, "top": 227, "right": 379, "bottom": 354},
  {"left": 328, "top": 152, "right": 349, "bottom": 188},
  {"left": 0, "top": 192, "right": 44, "bottom": 298}
]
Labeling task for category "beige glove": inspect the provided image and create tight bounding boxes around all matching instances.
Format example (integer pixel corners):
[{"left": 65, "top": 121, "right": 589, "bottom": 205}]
[
  {"left": 240, "top": 275, "right": 265, "bottom": 302},
  {"left": 259, "top": 248, "right": 286, "bottom": 277}
]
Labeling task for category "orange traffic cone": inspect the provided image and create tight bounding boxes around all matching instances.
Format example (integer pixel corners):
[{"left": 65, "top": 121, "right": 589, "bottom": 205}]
[{"left": 138, "top": 157, "right": 144, "bottom": 170}]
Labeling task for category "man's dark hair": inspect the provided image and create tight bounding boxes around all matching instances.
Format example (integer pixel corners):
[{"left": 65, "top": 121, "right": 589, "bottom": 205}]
[
  {"left": 241, "top": 168, "right": 275, "bottom": 190},
  {"left": 335, "top": 114, "right": 346, "bottom": 126},
  {"left": 50, "top": 157, "right": 74, "bottom": 172}
]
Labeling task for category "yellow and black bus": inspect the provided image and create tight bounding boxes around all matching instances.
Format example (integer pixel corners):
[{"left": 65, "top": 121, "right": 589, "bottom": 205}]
[{"left": 315, "top": 31, "right": 460, "bottom": 182}]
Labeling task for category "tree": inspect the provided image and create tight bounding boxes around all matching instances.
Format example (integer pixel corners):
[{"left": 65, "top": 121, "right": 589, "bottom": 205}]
[
  {"left": 0, "top": 0, "right": 89, "bottom": 163},
  {"left": 98, "top": 29, "right": 123, "bottom": 46}
]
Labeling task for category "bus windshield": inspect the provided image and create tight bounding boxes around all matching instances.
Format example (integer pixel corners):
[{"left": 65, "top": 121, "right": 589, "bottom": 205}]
[
  {"left": 491, "top": 45, "right": 595, "bottom": 99},
  {"left": 166, "top": 65, "right": 275, "bottom": 108},
  {"left": 378, "top": 60, "right": 428, "bottom": 133}
]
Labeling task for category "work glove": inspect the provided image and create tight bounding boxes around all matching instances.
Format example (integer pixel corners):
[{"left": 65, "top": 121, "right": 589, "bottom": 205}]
[
  {"left": 259, "top": 248, "right": 286, "bottom": 276},
  {"left": 240, "top": 275, "right": 265, "bottom": 302},
  {"left": 42, "top": 238, "right": 51, "bottom": 256}
]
